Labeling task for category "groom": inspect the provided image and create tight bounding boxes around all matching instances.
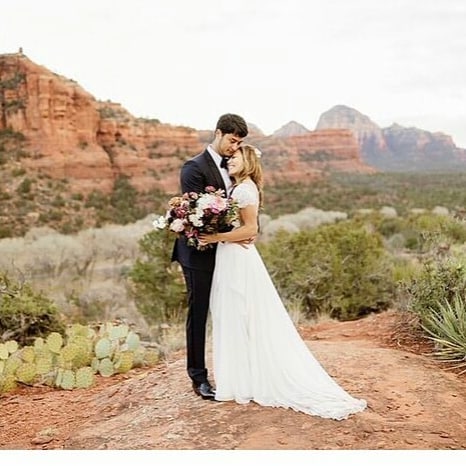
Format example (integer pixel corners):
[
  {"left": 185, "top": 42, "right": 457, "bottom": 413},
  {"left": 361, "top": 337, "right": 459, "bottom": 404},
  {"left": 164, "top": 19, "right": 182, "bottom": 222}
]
[{"left": 172, "top": 113, "right": 248, "bottom": 400}]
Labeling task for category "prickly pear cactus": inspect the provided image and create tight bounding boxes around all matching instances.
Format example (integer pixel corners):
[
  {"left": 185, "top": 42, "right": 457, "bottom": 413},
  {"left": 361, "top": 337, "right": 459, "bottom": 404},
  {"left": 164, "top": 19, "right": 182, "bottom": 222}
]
[
  {"left": 20, "top": 346, "right": 35, "bottom": 364},
  {"left": 109, "top": 323, "right": 129, "bottom": 341},
  {"left": 35, "top": 354, "right": 53, "bottom": 375},
  {"left": 75, "top": 367, "right": 95, "bottom": 389},
  {"left": 61, "top": 344, "right": 78, "bottom": 363},
  {"left": 94, "top": 337, "right": 112, "bottom": 359},
  {"left": 114, "top": 351, "right": 134, "bottom": 374},
  {"left": 125, "top": 331, "right": 140, "bottom": 351},
  {"left": 69, "top": 336, "right": 93, "bottom": 369},
  {"left": 0, "top": 344, "right": 8, "bottom": 360},
  {"left": 143, "top": 349, "right": 160, "bottom": 366},
  {"left": 4, "top": 355, "right": 21, "bottom": 376},
  {"left": 0, "top": 321, "right": 160, "bottom": 394},
  {"left": 46, "top": 332, "right": 63, "bottom": 354},
  {"left": 59, "top": 369, "right": 76, "bottom": 390},
  {"left": 34, "top": 337, "right": 45, "bottom": 349},
  {"left": 98, "top": 358, "right": 114, "bottom": 377},
  {"left": 0, "top": 341, "right": 18, "bottom": 359},
  {"left": 67, "top": 323, "right": 92, "bottom": 338},
  {"left": 5, "top": 340, "right": 18, "bottom": 354},
  {"left": 15, "top": 362, "right": 37, "bottom": 384},
  {"left": 0, "top": 374, "right": 17, "bottom": 394}
]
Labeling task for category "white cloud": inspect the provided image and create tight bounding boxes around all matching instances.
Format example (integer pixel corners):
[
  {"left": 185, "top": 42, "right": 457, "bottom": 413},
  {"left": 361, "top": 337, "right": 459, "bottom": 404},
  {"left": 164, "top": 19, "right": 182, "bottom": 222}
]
[{"left": 1, "top": 0, "right": 465, "bottom": 146}]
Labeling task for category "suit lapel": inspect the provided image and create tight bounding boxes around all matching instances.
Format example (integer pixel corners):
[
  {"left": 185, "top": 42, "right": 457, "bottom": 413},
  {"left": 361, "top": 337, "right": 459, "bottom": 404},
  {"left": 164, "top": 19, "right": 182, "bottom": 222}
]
[{"left": 201, "top": 150, "right": 227, "bottom": 193}]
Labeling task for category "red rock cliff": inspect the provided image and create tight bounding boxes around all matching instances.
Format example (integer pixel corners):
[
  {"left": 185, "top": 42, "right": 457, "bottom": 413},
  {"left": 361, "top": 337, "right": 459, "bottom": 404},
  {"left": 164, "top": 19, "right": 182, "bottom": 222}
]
[
  {"left": 0, "top": 53, "right": 203, "bottom": 193},
  {"left": 0, "top": 53, "right": 371, "bottom": 194}
]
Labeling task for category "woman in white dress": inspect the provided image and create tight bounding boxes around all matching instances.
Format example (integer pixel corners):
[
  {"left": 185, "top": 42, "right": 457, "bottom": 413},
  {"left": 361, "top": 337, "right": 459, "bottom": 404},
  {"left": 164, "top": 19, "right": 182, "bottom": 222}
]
[{"left": 198, "top": 145, "right": 367, "bottom": 420}]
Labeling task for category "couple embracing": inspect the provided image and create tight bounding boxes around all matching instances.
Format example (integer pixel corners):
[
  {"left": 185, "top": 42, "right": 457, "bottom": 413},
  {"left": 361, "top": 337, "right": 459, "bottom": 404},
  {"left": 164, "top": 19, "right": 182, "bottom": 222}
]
[{"left": 172, "top": 113, "right": 366, "bottom": 420}]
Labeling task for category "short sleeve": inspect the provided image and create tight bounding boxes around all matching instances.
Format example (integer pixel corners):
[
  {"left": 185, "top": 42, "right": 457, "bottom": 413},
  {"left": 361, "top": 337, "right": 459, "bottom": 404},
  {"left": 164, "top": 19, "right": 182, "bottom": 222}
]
[{"left": 232, "top": 182, "right": 259, "bottom": 208}]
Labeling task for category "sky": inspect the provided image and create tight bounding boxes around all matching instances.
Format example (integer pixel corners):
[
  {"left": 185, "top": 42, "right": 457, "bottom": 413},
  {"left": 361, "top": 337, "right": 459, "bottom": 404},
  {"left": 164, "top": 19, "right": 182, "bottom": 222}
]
[{"left": 1, "top": 0, "right": 466, "bottom": 147}]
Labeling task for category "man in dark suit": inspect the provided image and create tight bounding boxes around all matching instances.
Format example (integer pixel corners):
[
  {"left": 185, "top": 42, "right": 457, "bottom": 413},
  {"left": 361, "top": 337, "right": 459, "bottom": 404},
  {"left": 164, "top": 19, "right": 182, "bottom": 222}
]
[{"left": 172, "top": 113, "right": 248, "bottom": 400}]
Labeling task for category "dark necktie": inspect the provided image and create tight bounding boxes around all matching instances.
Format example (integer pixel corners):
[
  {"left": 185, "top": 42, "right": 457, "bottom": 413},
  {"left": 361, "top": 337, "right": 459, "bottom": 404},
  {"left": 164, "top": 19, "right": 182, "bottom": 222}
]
[{"left": 220, "top": 156, "right": 228, "bottom": 169}]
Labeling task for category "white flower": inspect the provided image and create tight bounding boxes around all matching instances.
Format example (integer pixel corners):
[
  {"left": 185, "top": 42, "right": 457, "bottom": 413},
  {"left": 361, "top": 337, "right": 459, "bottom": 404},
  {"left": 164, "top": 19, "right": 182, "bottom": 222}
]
[
  {"left": 152, "top": 215, "right": 167, "bottom": 230},
  {"left": 189, "top": 214, "right": 204, "bottom": 227},
  {"left": 197, "top": 193, "right": 215, "bottom": 210},
  {"left": 170, "top": 218, "right": 185, "bottom": 233},
  {"left": 197, "top": 192, "right": 228, "bottom": 212}
]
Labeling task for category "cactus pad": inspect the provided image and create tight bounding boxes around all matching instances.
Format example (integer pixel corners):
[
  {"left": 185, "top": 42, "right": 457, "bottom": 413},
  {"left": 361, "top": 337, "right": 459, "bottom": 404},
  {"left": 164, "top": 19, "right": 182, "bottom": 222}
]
[
  {"left": 15, "top": 362, "right": 37, "bottom": 384},
  {"left": 98, "top": 358, "right": 114, "bottom": 377},
  {"left": 59, "top": 369, "right": 76, "bottom": 390},
  {"left": 20, "top": 346, "right": 35, "bottom": 364},
  {"left": 5, "top": 340, "right": 19, "bottom": 354},
  {"left": 143, "top": 349, "right": 160, "bottom": 366},
  {"left": 125, "top": 331, "right": 140, "bottom": 351},
  {"left": 46, "top": 332, "right": 64, "bottom": 353},
  {"left": 0, "top": 344, "right": 8, "bottom": 360},
  {"left": 75, "top": 367, "right": 95, "bottom": 389},
  {"left": 0, "top": 374, "right": 17, "bottom": 394},
  {"left": 109, "top": 323, "right": 129, "bottom": 340},
  {"left": 114, "top": 351, "right": 134, "bottom": 374},
  {"left": 94, "top": 338, "right": 112, "bottom": 359}
]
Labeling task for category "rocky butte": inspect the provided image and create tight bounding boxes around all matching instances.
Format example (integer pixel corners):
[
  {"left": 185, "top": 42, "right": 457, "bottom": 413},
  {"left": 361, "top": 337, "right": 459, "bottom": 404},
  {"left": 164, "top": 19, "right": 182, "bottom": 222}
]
[
  {"left": 0, "top": 52, "right": 373, "bottom": 195},
  {"left": 316, "top": 104, "right": 466, "bottom": 171}
]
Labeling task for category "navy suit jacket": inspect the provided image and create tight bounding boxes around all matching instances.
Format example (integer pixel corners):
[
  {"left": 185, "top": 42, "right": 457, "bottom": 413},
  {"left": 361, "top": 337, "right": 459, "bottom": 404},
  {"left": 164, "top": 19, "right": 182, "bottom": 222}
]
[{"left": 171, "top": 149, "right": 228, "bottom": 271}]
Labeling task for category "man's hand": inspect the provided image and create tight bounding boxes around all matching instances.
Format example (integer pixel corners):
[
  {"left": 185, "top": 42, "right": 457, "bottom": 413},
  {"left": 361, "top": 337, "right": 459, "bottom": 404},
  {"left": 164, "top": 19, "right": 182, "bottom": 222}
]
[{"left": 234, "top": 235, "right": 256, "bottom": 249}]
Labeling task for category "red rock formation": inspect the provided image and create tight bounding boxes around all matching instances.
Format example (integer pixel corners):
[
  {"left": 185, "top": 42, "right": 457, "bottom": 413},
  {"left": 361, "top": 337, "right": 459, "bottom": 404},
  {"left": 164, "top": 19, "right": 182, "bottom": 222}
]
[
  {"left": 1, "top": 53, "right": 372, "bottom": 195},
  {"left": 0, "top": 53, "right": 203, "bottom": 193},
  {"left": 249, "top": 128, "right": 374, "bottom": 185}
]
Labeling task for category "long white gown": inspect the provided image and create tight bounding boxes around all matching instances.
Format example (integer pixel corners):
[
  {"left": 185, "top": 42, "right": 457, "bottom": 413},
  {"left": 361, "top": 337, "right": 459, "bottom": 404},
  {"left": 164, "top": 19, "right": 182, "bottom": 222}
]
[{"left": 210, "top": 180, "right": 367, "bottom": 420}]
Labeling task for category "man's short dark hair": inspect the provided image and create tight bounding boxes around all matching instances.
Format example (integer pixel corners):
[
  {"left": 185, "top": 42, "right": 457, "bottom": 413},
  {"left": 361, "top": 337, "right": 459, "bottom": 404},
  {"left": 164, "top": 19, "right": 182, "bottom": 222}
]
[{"left": 216, "top": 113, "right": 248, "bottom": 138}]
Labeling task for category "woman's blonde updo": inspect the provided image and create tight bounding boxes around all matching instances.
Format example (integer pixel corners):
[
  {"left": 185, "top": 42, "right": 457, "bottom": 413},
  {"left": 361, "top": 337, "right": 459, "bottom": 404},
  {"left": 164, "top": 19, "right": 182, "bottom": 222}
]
[{"left": 233, "top": 144, "right": 264, "bottom": 207}]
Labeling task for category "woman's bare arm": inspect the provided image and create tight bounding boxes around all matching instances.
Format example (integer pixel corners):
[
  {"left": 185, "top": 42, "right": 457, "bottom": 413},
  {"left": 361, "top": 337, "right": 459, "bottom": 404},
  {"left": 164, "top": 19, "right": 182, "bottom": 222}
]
[{"left": 199, "top": 204, "right": 258, "bottom": 244}]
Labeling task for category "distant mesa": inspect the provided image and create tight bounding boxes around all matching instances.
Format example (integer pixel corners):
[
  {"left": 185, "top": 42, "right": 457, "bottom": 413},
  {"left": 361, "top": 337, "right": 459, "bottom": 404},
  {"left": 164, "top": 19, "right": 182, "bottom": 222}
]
[
  {"left": 272, "top": 121, "right": 310, "bottom": 138},
  {"left": 315, "top": 105, "right": 466, "bottom": 171},
  {"left": 246, "top": 122, "right": 265, "bottom": 138}
]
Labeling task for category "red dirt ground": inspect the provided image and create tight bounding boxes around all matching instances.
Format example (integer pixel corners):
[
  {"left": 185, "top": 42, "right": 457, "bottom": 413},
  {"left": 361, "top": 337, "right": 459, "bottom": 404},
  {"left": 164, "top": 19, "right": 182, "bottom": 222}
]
[{"left": 1, "top": 309, "right": 466, "bottom": 462}]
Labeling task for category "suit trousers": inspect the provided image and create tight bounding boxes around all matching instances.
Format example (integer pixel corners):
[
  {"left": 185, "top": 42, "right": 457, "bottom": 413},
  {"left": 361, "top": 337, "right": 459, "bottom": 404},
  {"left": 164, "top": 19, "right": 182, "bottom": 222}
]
[{"left": 181, "top": 266, "right": 214, "bottom": 384}]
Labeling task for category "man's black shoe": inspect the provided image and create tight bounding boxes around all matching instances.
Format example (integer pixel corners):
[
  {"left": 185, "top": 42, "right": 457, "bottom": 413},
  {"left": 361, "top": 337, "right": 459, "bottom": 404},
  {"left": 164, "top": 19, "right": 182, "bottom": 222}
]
[{"left": 192, "top": 381, "right": 216, "bottom": 400}]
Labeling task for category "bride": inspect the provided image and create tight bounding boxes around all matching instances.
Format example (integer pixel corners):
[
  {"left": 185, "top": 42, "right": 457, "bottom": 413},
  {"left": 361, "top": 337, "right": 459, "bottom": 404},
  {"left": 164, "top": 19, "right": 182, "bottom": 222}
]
[{"left": 199, "top": 145, "right": 367, "bottom": 420}]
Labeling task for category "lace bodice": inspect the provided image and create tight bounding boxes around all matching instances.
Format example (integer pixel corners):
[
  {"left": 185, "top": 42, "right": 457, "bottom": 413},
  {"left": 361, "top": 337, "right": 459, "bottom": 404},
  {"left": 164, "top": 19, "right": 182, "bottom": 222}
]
[{"left": 231, "top": 181, "right": 259, "bottom": 208}]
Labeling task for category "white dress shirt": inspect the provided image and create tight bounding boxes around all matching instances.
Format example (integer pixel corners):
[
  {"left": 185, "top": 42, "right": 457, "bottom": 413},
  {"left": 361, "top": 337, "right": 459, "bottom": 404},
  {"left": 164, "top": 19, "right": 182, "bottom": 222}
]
[{"left": 207, "top": 145, "right": 232, "bottom": 194}]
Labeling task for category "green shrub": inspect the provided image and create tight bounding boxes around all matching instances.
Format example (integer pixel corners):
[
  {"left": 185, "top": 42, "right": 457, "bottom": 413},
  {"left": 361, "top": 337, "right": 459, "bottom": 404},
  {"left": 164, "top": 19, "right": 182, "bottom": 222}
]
[
  {"left": 367, "top": 212, "right": 466, "bottom": 253},
  {"left": 110, "top": 175, "right": 146, "bottom": 224},
  {"left": 0, "top": 226, "right": 13, "bottom": 239},
  {"left": 16, "top": 177, "right": 33, "bottom": 195},
  {"left": 258, "top": 220, "right": 396, "bottom": 320},
  {"left": 128, "top": 230, "right": 186, "bottom": 323},
  {"left": 400, "top": 254, "right": 466, "bottom": 323},
  {"left": 0, "top": 273, "right": 66, "bottom": 346}
]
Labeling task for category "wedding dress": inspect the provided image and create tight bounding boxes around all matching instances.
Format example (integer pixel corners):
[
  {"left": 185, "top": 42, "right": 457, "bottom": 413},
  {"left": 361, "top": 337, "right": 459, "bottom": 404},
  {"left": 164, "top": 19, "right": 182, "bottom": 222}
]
[{"left": 210, "top": 180, "right": 367, "bottom": 420}]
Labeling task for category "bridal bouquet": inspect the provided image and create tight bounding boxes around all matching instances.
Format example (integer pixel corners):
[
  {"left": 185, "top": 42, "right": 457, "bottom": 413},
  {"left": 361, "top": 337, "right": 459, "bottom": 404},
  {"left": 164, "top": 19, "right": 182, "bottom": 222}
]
[{"left": 153, "top": 186, "right": 239, "bottom": 250}]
